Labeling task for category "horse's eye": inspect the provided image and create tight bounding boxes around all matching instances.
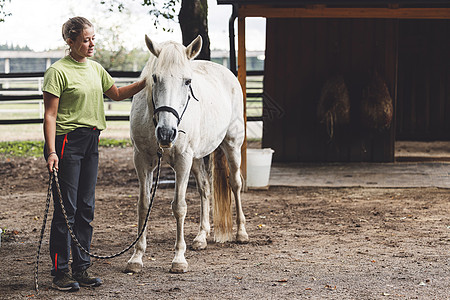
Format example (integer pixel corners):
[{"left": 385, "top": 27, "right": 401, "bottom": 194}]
[
  {"left": 185, "top": 79, "right": 191, "bottom": 86},
  {"left": 152, "top": 74, "right": 157, "bottom": 83}
]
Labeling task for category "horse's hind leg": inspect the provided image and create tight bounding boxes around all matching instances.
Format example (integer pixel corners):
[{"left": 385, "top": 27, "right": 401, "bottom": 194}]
[
  {"left": 191, "top": 157, "right": 211, "bottom": 250},
  {"left": 221, "top": 141, "right": 249, "bottom": 243},
  {"left": 125, "top": 151, "right": 156, "bottom": 273}
]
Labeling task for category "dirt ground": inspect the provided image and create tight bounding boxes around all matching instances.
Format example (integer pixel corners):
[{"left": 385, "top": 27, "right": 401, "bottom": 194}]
[{"left": 0, "top": 146, "right": 449, "bottom": 300}]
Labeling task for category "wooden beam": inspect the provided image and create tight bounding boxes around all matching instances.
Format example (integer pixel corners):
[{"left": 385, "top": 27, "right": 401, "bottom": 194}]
[
  {"left": 239, "top": 6, "right": 450, "bottom": 19},
  {"left": 238, "top": 15, "right": 248, "bottom": 185}
]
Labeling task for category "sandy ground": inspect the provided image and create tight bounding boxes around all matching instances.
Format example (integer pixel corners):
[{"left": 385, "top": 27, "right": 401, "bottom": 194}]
[{"left": 0, "top": 146, "right": 449, "bottom": 299}]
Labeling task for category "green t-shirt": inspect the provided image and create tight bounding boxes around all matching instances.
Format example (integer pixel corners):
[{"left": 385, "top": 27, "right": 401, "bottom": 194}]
[{"left": 43, "top": 56, "right": 115, "bottom": 135}]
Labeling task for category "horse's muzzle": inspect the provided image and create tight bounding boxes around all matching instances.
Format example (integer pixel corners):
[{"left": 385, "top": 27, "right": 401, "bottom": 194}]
[{"left": 156, "top": 126, "right": 177, "bottom": 148}]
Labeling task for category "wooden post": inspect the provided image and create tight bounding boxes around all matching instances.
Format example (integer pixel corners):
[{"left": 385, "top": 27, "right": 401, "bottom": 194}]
[
  {"left": 238, "top": 15, "right": 247, "bottom": 187},
  {"left": 5, "top": 58, "right": 10, "bottom": 74}
]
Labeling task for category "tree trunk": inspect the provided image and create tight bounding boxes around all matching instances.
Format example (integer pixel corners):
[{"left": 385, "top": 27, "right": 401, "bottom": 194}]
[{"left": 178, "top": 0, "right": 210, "bottom": 61}]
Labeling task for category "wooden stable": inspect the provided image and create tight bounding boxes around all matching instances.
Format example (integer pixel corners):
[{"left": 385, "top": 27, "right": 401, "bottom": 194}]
[{"left": 218, "top": 0, "right": 450, "bottom": 165}]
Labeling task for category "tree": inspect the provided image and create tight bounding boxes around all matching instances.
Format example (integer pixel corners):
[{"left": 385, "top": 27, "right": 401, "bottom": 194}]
[
  {"left": 178, "top": 0, "right": 210, "bottom": 60},
  {"left": 93, "top": 20, "right": 129, "bottom": 70},
  {"left": 91, "top": 13, "right": 151, "bottom": 71},
  {"left": 0, "top": 43, "right": 31, "bottom": 51},
  {"left": 102, "top": 0, "right": 210, "bottom": 60},
  {"left": 0, "top": 0, "right": 211, "bottom": 60}
]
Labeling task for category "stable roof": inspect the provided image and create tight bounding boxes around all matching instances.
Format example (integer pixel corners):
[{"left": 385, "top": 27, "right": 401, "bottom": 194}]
[{"left": 217, "top": 0, "right": 450, "bottom": 5}]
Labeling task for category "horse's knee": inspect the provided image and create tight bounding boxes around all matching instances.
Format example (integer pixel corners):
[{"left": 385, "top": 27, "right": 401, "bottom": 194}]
[
  {"left": 171, "top": 202, "right": 187, "bottom": 219},
  {"left": 229, "top": 172, "right": 242, "bottom": 192},
  {"left": 233, "top": 172, "right": 242, "bottom": 186}
]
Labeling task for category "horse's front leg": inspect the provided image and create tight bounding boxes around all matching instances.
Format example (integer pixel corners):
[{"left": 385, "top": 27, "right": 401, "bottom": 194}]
[
  {"left": 170, "top": 154, "right": 193, "bottom": 273},
  {"left": 191, "top": 157, "right": 211, "bottom": 250},
  {"left": 125, "top": 152, "right": 156, "bottom": 273}
]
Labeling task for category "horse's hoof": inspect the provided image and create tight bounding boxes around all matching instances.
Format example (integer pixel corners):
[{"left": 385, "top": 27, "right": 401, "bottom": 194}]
[
  {"left": 170, "top": 262, "right": 188, "bottom": 273},
  {"left": 124, "top": 262, "right": 143, "bottom": 274},
  {"left": 192, "top": 240, "right": 207, "bottom": 250},
  {"left": 236, "top": 232, "right": 249, "bottom": 244}
]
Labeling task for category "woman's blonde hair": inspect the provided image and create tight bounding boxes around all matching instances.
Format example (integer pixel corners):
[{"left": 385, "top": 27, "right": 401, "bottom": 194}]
[{"left": 62, "top": 16, "right": 93, "bottom": 43}]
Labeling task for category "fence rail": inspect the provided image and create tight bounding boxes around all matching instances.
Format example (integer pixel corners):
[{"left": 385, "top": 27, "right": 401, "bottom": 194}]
[{"left": 0, "top": 71, "right": 263, "bottom": 125}]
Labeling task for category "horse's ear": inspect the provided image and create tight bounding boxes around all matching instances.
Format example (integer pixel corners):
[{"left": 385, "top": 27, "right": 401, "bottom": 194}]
[
  {"left": 186, "top": 35, "right": 203, "bottom": 60},
  {"left": 145, "top": 35, "right": 161, "bottom": 57}
]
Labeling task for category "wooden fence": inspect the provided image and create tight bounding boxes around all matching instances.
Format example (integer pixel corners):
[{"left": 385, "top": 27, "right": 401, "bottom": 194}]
[{"left": 0, "top": 71, "right": 263, "bottom": 125}]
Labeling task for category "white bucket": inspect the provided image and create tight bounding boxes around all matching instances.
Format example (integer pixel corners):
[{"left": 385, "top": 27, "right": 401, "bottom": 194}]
[{"left": 246, "top": 148, "right": 274, "bottom": 188}]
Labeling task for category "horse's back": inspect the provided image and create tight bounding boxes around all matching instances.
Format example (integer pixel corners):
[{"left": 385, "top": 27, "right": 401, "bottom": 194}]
[{"left": 191, "top": 60, "right": 243, "bottom": 120}]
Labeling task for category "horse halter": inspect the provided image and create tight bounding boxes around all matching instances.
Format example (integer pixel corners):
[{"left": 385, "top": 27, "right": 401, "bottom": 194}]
[{"left": 152, "top": 82, "right": 199, "bottom": 128}]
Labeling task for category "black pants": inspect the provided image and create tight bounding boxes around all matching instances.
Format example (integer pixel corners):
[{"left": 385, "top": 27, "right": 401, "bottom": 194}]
[{"left": 44, "top": 127, "right": 100, "bottom": 275}]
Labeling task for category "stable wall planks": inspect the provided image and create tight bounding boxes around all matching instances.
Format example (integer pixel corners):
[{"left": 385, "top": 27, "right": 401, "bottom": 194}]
[
  {"left": 263, "top": 18, "right": 397, "bottom": 162},
  {"left": 396, "top": 20, "right": 450, "bottom": 140}
]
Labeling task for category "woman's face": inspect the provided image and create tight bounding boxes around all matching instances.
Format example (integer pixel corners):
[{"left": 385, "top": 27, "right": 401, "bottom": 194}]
[{"left": 69, "top": 26, "right": 95, "bottom": 60}]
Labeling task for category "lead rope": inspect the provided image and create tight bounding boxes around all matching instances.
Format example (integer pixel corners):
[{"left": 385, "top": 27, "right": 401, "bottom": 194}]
[
  {"left": 34, "top": 149, "right": 163, "bottom": 294},
  {"left": 34, "top": 168, "right": 54, "bottom": 294}
]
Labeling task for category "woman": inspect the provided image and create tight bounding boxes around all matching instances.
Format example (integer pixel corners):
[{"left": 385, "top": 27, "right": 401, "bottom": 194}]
[{"left": 43, "top": 16, "right": 146, "bottom": 292}]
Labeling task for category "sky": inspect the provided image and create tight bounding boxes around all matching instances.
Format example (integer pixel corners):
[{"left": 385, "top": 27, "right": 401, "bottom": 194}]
[{"left": 0, "top": 0, "right": 266, "bottom": 52}]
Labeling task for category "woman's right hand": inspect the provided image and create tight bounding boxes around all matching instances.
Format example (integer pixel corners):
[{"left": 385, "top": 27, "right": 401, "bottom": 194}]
[{"left": 47, "top": 152, "right": 59, "bottom": 173}]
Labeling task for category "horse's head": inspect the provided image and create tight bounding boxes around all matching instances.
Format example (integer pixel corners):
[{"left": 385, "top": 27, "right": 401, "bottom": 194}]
[{"left": 145, "top": 34, "right": 203, "bottom": 148}]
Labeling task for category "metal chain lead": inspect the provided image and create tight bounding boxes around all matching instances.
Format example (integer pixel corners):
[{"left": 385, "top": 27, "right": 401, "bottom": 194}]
[{"left": 34, "top": 149, "right": 163, "bottom": 293}]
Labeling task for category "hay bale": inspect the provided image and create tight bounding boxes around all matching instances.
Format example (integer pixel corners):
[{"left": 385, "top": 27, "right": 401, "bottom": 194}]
[
  {"left": 317, "top": 76, "right": 350, "bottom": 139},
  {"left": 361, "top": 73, "right": 393, "bottom": 130}
]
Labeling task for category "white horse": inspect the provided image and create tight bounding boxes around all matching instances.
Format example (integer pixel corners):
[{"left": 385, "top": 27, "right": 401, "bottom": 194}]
[{"left": 125, "top": 35, "right": 249, "bottom": 273}]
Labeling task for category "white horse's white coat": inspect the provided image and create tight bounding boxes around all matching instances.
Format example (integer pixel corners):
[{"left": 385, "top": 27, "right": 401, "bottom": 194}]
[{"left": 125, "top": 35, "right": 248, "bottom": 273}]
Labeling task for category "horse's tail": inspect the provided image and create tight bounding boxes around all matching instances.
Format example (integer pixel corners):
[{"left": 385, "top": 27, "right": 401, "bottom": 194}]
[{"left": 210, "top": 147, "right": 233, "bottom": 243}]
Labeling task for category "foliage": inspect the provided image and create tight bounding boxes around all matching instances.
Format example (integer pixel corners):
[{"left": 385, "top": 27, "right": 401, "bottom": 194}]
[
  {"left": 93, "top": 29, "right": 150, "bottom": 71},
  {"left": 100, "top": 0, "right": 180, "bottom": 31},
  {"left": 90, "top": 11, "right": 151, "bottom": 71},
  {"left": 0, "top": 141, "right": 43, "bottom": 157},
  {"left": 99, "top": 138, "right": 132, "bottom": 148},
  {"left": 0, "top": 0, "right": 11, "bottom": 22},
  {"left": 0, "top": 43, "right": 32, "bottom": 51},
  {"left": 94, "top": 47, "right": 149, "bottom": 71},
  {"left": 0, "top": 139, "right": 131, "bottom": 158}
]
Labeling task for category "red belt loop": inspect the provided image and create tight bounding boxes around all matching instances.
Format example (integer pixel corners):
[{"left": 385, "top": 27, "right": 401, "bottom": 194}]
[
  {"left": 93, "top": 127, "right": 99, "bottom": 142},
  {"left": 60, "top": 134, "right": 68, "bottom": 160}
]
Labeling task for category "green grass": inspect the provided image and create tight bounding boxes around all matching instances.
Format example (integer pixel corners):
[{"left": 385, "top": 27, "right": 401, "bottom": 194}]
[
  {"left": 0, "top": 138, "right": 131, "bottom": 158},
  {"left": 0, "top": 140, "right": 44, "bottom": 157},
  {"left": 99, "top": 138, "right": 132, "bottom": 148}
]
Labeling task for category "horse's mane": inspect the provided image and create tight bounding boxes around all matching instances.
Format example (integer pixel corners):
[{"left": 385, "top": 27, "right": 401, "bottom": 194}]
[
  {"left": 140, "top": 41, "right": 190, "bottom": 96},
  {"left": 141, "top": 41, "right": 189, "bottom": 78},
  {"left": 156, "top": 42, "right": 190, "bottom": 76}
]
